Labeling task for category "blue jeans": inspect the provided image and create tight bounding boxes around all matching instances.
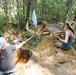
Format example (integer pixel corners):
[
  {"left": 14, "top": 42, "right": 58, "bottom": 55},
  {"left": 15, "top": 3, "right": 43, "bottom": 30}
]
[{"left": 0, "top": 71, "right": 15, "bottom": 75}]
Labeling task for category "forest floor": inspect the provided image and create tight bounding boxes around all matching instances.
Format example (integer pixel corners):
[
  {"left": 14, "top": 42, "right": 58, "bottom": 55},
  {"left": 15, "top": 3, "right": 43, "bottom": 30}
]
[
  {"left": 15, "top": 33, "right": 76, "bottom": 75},
  {"left": 3, "top": 22, "right": 76, "bottom": 75}
]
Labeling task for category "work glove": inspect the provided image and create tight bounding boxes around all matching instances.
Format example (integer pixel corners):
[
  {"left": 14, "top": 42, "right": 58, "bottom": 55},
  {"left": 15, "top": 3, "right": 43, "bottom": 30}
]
[{"left": 56, "top": 36, "right": 59, "bottom": 40}]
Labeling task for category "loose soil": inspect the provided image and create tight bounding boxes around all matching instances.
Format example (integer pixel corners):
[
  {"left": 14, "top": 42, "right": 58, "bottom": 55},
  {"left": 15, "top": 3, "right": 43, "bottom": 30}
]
[{"left": 16, "top": 34, "right": 76, "bottom": 75}]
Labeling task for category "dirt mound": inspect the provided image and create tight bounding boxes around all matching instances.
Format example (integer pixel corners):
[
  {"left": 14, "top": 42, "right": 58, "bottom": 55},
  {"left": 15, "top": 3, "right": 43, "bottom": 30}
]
[{"left": 16, "top": 35, "right": 76, "bottom": 75}]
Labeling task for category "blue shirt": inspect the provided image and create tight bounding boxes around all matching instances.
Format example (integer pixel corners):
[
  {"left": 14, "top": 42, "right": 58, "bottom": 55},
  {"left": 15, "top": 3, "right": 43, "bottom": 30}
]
[{"left": 62, "top": 33, "right": 73, "bottom": 49}]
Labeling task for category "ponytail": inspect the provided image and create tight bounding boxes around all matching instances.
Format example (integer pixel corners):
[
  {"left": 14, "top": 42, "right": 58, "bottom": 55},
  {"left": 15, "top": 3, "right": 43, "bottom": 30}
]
[{"left": 69, "top": 27, "right": 74, "bottom": 34}]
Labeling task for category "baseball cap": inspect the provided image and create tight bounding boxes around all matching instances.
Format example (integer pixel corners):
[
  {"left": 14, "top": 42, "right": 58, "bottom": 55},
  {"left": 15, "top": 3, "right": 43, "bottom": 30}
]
[{"left": 0, "top": 37, "right": 7, "bottom": 49}]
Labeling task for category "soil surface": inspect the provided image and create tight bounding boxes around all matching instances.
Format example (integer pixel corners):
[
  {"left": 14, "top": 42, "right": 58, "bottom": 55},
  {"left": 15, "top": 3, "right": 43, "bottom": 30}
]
[{"left": 16, "top": 35, "right": 76, "bottom": 75}]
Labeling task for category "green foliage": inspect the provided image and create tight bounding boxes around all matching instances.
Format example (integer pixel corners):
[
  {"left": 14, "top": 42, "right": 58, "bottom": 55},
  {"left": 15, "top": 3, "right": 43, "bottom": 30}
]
[
  {"left": 0, "top": 14, "right": 7, "bottom": 27},
  {"left": 26, "top": 34, "right": 32, "bottom": 38},
  {"left": 0, "top": 31, "right": 3, "bottom": 37},
  {"left": 34, "top": 38, "right": 39, "bottom": 45},
  {"left": 0, "top": 0, "right": 76, "bottom": 28},
  {"left": 37, "top": 0, "right": 76, "bottom": 23},
  {"left": 0, "top": 14, "right": 7, "bottom": 36},
  {"left": 25, "top": 34, "right": 40, "bottom": 46}
]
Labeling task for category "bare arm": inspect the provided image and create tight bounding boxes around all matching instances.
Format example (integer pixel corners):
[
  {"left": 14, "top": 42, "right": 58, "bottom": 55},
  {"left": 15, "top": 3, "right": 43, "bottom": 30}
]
[
  {"left": 59, "top": 31, "right": 70, "bottom": 43},
  {"left": 15, "top": 41, "right": 26, "bottom": 49}
]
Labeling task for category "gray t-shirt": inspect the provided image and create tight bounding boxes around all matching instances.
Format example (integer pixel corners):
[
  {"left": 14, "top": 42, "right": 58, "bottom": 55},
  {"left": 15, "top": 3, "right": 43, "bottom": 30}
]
[{"left": 0, "top": 45, "right": 16, "bottom": 72}]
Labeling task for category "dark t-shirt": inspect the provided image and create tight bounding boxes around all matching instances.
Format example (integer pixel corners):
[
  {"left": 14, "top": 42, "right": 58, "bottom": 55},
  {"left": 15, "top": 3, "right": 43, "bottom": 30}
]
[{"left": 0, "top": 45, "right": 16, "bottom": 72}]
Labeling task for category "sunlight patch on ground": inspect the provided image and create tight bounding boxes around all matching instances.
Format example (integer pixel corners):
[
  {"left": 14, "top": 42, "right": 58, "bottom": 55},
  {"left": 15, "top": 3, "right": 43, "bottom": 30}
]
[{"left": 16, "top": 60, "right": 54, "bottom": 75}]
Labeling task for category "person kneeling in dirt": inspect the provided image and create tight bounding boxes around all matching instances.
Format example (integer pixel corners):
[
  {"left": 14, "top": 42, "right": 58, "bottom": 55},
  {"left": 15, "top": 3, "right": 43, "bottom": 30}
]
[
  {"left": 0, "top": 37, "right": 32, "bottom": 75},
  {"left": 54, "top": 20, "right": 75, "bottom": 50}
]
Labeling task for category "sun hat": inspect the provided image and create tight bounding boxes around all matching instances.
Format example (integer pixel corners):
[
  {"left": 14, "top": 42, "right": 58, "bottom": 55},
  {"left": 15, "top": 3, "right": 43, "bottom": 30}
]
[
  {"left": 70, "top": 20, "right": 75, "bottom": 25},
  {"left": 65, "top": 20, "right": 74, "bottom": 31},
  {"left": 0, "top": 37, "right": 7, "bottom": 49}
]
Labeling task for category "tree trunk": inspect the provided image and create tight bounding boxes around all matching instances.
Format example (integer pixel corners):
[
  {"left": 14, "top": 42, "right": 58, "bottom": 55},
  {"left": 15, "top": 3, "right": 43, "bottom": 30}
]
[
  {"left": 63, "top": 0, "right": 74, "bottom": 29},
  {"left": 25, "top": 0, "right": 31, "bottom": 30},
  {"left": 23, "top": 0, "right": 26, "bottom": 24},
  {"left": 8, "top": 0, "right": 12, "bottom": 23},
  {"left": 41, "top": 0, "right": 46, "bottom": 20},
  {"left": 16, "top": 0, "right": 21, "bottom": 34},
  {"left": 3, "top": 0, "right": 8, "bottom": 24},
  {"left": 3, "top": 0, "right": 12, "bottom": 23}
]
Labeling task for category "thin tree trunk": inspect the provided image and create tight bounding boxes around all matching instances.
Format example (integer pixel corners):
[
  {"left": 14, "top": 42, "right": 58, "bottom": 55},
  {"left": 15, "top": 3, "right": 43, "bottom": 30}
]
[
  {"left": 25, "top": 0, "right": 31, "bottom": 30},
  {"left": 23, "top": 0, "right": 26, "bottom": 23},
  {"left": 42, "top": 0, "right": 45, "bottom": 20},
  {"left": 3, "top": 0, "right": 11, "bottom": 23},
  {"left": 16, "top": 0, "right": 21, "bottom": 34},
  {"left": 63, "top": 0, "right": 74, "bottom": 29},
  {"left": 8, "top": 0, "right": 12, "bottom": 23}
]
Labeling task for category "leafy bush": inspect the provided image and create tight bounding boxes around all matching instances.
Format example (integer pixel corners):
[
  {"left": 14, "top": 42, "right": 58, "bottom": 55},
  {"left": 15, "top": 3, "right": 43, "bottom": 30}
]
[{"left": 0, "top": 14, "right": 7, "bottom": 27}]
